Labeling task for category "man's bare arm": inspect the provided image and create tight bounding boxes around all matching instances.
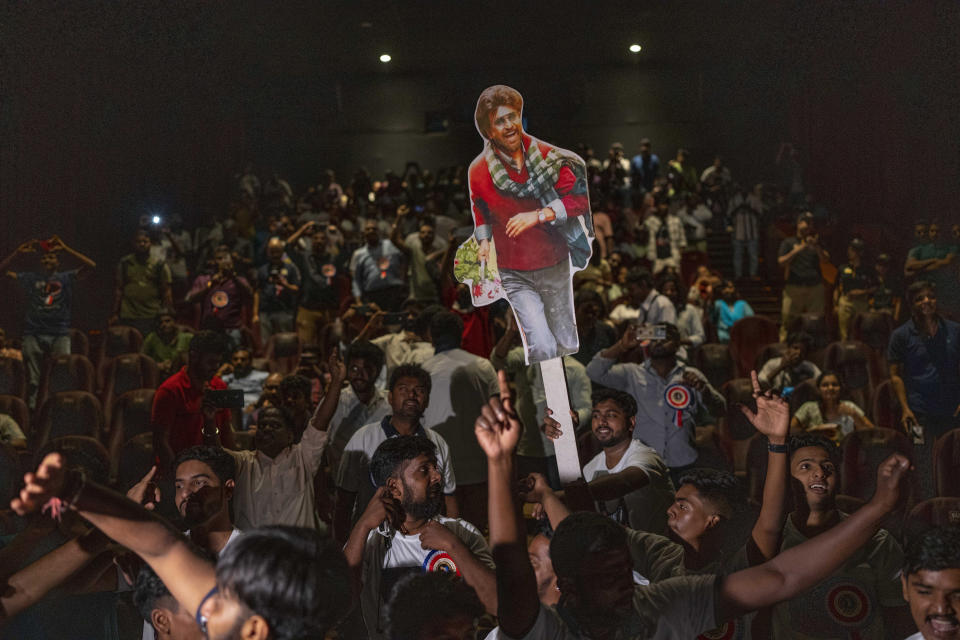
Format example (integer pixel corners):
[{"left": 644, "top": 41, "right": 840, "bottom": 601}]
[{"left": 11, "top": 454, "right": 217, "bottom": 619}]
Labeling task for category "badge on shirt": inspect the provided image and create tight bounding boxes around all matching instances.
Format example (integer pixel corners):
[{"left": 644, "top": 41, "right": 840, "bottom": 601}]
[
  {"left": 321, "top": 263, "right": 336, "bottom": 285},
  {"left": 211, "top": 290, "right": 229, "bottom": 309},
  {"left": 664, "top": 384, "right": 692, "bottom": 428},
  {"left": 422, "top": 549, "right": 461, "bottom": 576},
  {"left": 378, "top": 256, "right": 391, "bottom": 279}
]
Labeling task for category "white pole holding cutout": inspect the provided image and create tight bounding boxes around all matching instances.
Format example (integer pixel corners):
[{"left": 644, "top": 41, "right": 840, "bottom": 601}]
[{"left": 539, "top": 357, "right": 583, "bottom": 483}]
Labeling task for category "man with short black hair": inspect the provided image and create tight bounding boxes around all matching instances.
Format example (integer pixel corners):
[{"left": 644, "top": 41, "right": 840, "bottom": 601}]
[
  {"left": 334, "top": 364, "right": 457, "bottom": 543},
  {"left": 344, "top": 436, "right": 496, "bottom": 639},
  {"left": 171, "top": 446, "right": 242, "bottom": 553},
  {"left": 221, "top": 347, "right": 269, "bottom": 411},
  {"left": 326, "top": 340, "right": 390, "bottom": 474},
  {"left": 758, "top": 331, "right": 821, "bottom": 391},
  {"left": 114, "top": 229, "right": 173, "bottom": 338},
  {"left": 151, "top": 331, "right": 234, "bottom": 472},
  {"left": 253, "top": 237, "right": 301, "bottom": 343},
  {"left": 770, "top": 433, "right": 908, "bottom": 639},
  {"left": 901, "top": 526, "right": 960, "bottom": 640},
  {"left": 422, "top": 310, "right": 499, "bottom": 527},
  {"left": 386, "top": 572, "right": 486, "bottom": 640},
  {"left": 134, "top": 563, "right": 205, "bottom": 640},
  {"left": 141, "top": 310, "right": 194, "bottom": 380},
  {"left": 539, "top": 388, "right": 674, "bottom": 534}
]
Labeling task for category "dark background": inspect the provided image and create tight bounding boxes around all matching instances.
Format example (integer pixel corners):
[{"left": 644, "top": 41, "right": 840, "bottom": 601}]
[{"left": 2, "top": 1, "right": 958, "bottom": 332}]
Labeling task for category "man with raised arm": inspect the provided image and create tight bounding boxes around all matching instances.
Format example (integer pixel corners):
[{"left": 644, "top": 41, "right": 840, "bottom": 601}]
[
  {"left": 11, "top": 455, "right": 352, "bottom": 640},
  {"left": 475, "top": 370, "right": 910, "bottom": 639}
]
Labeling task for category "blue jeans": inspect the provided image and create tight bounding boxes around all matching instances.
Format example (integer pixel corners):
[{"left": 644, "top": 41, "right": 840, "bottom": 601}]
[
  {"left": 22, "top": 334, "right": 71, "bottom": 408},
  {"left": 733, "top": 238, "right": 758, "bottom": 279},
  {"left": 500, "top": 261, "right": 578, "bottom": 364}
]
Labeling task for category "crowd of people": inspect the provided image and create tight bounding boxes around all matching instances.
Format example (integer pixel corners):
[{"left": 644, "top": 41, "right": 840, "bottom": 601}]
[{"left": 1, "top": 126, "right": 959, "bottom": 640}]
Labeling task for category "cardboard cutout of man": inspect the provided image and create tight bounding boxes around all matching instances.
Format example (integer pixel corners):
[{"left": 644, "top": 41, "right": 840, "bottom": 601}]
[{"left": 457, "top": 85, "right": 594, "bottom": 365}]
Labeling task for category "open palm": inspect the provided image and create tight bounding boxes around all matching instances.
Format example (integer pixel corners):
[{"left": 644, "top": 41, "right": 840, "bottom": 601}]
[{"left": 739, "top": 370, "right": 790, "bottom": 439}]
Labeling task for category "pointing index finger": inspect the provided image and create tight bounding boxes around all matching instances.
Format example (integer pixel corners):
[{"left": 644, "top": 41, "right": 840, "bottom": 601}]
[{"left": 750, "top": 370, "right": 761, "bottom": 395}]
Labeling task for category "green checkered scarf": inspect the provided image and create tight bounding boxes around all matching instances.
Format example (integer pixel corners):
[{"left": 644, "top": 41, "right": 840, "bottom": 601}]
[{"left": 484, "top": 137, "right": 564, "bottom": 203}]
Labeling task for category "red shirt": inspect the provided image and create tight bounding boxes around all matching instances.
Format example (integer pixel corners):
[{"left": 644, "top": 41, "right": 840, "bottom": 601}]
[
  {"left": 468, "top": 135, "right": 589, "bottom": 271},
  {"left": 151, "top": 367, "right": 230, "bottom": 457}
]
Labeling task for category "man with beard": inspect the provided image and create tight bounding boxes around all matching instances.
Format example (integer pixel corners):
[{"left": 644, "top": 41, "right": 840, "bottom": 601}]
[
  {"left": 901, "top": 526, "right": 960, "bottom": 640},
  {"left": 325, "top": 340, "right": 390, "bottom": 475},
  {"left": 152, "top": 331, "right": 235, "bottom": 472},
  {"left": 343, "top": 436, "right": 496, "bottom": 640},
  {"left": 770, "top": 433, "right": 908, "bottom": 639},
  {"left": 474, "top": 370, "right": 913, "bottom": 640},
  {"left": 171, "top": 447, "right": 242, "bottom": 553},
  {"left": 226, "top": 352, "right": 344, "bottom": 530},
  {"left": 468, "top": 84, "right": 592, "bottom": 363},
  {"left": 11, "top": 452, "right": 352, "bottom": 640},
  {"left": 334, "top": 364, "right": 457, "bottom": 543},
  {"left": 285, "top": 221, "right": 348, "bottom": 346},
  {"left": 539, "top": 389, "right": 674, "bottom": 535},
  {"left": 142, "top": 310, "right": 194, "bottom": 380},
  {"left": 586, "top": 322, "right": 725, "bottom": 475},
  {"left": 220, "top": 347, "right": 268, "bottom": 411}
]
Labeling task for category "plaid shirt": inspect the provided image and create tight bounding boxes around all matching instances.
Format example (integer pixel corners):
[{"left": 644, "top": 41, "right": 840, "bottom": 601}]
[{"left": 645, "top": 214, "right": 687, "bottom": 262}]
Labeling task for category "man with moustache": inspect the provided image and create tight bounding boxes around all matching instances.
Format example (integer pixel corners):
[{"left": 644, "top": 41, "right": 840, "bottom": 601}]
[
  {"left": 468, "top": 84, "right": 592, "bottom": 363},
  {"left": 333, "top": 364, "right": 458, "bottom": 543},
  {"left": 900, "top": 526, "right": 960, "bottom": 640},
  {"left": 343, "top": 435, "right": 496, "bottom": 640}
]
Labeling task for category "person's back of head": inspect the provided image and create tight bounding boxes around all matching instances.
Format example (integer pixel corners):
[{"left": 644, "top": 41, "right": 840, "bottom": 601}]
[
  {"left": 550, "top": 511, "right": 628, "bottom": 583},
  {"left": 215, "top": 526, "right": 352, "bottom": 640},
  {"left": 135, "top": 564, "right": 204, "bottom": 640},
  {"left": 386, "top": 572, "right": 484, "bottom": 640},
  {"left": 189, "top": 330, "right": 229, "bottom": 359},
  {"left": 624, "top": 266, "right": 653, "bottom": 290},
  {"left": 428, "top": 310, "right": 464, "bottom": 351}
]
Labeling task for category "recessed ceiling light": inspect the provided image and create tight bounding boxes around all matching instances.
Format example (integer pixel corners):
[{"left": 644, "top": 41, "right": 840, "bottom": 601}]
[
  {"left": 379, "top": 53, "right": 392, "bottom": 63},
  {"left": 629, "top": 43, "right": 642, "bottom": 53}
]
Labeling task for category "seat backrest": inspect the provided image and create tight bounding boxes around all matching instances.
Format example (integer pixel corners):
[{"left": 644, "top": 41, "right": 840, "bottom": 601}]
[
  {"left": 824, "top": 341, "right": 872, "bottom": 392},
  {"left": 101, "top": 353, "right": 159, "bottom": 412},
  {"left": 870, "top": 379, "right": 901, "bottom": 430},
  {"left": 106, "top": 389, "right": 156, "bottom": 463},
  {"left": 745, "top": 433, "right": 769, "bottom": 505},
  {"left": 69, "top": 328, "right": 90, "bottom": 357},
  {"left": 115, "top": 432, "right": 155, "bottom": 489},
  {"left": 0, "top": 357, "right": 27, "bottom": 398},
  {"left": 37, "top": 354, "right": 95, "bottom": 407},
  {"left": 33, "top": 391, "right": 104, "bottom": 450},
  {"left": 265, "top": 332, "right": 301, "bottom": 374},
  {"left": 797, "top": 313, "right": 831, "bottom": 350},
  {"left": 729, "top": 316, "right": 779, "bottom": 377},
  {"left": 722, "top": 378, "right": 756, "bottom": 441},
  {"left": 788, "top": 378, "right": 820, "bottom": 414},
  {"left": 694, "top": 343, "right": 735, "bottom": 390},
  {"left": 100, "top": 326, "right": 144, "bottom": 360},
  {"left": 840, "top": 427, "right": 913, "bottom": 501},
  {"left": 0, "top": 443, "right": 21, "bottom": 506},
  {"left": 933, "top": 428, "right": 960, "bottom": 498},
  {"left": 908, "top": 498, "right": 960, "bottom": 529},
  {"left": 47, "top": 435, "right": 111, "bottom": 485},
  {"left": 0, "top": 394, "right": 30, "bottom": 439},
  {"left": 853, "top": 312, "right": 894, "bottom": 353}
]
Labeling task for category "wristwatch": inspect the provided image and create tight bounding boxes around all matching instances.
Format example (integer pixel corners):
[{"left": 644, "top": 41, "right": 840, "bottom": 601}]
[{"left": 537, "top": 209, "right": 547, "bottom": 224}]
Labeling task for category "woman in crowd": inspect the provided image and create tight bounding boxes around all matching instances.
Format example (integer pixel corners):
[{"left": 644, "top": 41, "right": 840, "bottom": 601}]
[
  {"left": 712, "top": 279, "right": 754, "bottom": 342},
  {"left": 790, "top": 370, "right": 874, "bottom": 441}
]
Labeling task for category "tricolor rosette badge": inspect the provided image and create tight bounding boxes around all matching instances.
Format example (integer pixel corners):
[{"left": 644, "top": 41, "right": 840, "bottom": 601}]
[{"left": 664, "top": 383, "right": 692, "bottom": 428}]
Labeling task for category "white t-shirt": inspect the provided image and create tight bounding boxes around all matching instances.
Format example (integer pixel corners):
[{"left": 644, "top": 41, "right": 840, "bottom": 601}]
[
  {"left": 582, "top": 439, "right": 675, "bottom": 535},
  {"left": 422, "top": 348, "right": 499, "bottom": 484},
  {"left": 361, "top": 516, "right": 493, "bottom": 640}
]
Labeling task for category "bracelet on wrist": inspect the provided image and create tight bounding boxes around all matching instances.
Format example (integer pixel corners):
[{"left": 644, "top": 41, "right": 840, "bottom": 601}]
[{"left": 767, "top": 442, "right": 789, "bottom": 454}]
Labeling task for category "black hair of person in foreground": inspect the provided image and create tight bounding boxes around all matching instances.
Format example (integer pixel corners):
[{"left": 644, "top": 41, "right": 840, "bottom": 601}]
[{"left": 900, "top": 526, "right": 960, "bottom": 640}]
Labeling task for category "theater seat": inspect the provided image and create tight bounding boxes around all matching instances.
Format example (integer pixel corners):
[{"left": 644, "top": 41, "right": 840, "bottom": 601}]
[
  {"left": 0, "top": 357, "right": 26, "bottom": 399},
  {"left": 852, "top": 311, "right": 894, "bottom": 354},
  {"left": 745, "top": 433, "right": 769, "bottom": 504},
  {"left": 45, "top": 435, "right": 110, "bottom": 485},
  {"left": 932, "top": 428, "right": 960, "bottom": 498},
  {"left": 264, "top": 332, "right": 301, "bottom": 374},
  {"left": 105, "top": 389, "right": 156, "bottom": 466},
  {"left": 754, "top": 342, "right": 787, "bottom": 375},
  {"left": 100, "top": 353, "right": 159, "bottom": 418},
  {"left": 32, "top": 391, "right": 104, "bottom": 451},
  {"left": 36, "top": 354, "right": 96, "bottom": 409},
  {"left": 729, "top": 316, "right": 778, "bottom": 377},
  {"left": 788, "top": 378, "right": 820, "bottom": 414},
  {"left": 0, "top": 443, "right": 22, "bottom": 506},
  {"left": 794, "top": 313, "right": 830, "bottom": 366},
  {"left": 0, "top": 394, "right": 30, "bottom": 440},
  {"left": 870, "top": 379, "right": 901, "bottom": 430},
  {"left": 823, "top": 341, "right": 879, "bottom": 415},
  {"left": 907, "top": 498, "right": 960, "bottom": 530},
  {"left": 694, "top": 343, "right": 735, "bottom": 390},
  {"left": 114, "top": 432, "right": 154, "bottom": 490},
  {"left": 69, "top": 328, "right": 90, "bottom": 357},
  {"left": 840, "top": 427, "right": 913, "bottom": 502},
  {"left": 721, "top": 378, "right": 755, "bottom": 474},
  {"left": 96, "top": 325, "right": 144, "bottom": 389}
]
